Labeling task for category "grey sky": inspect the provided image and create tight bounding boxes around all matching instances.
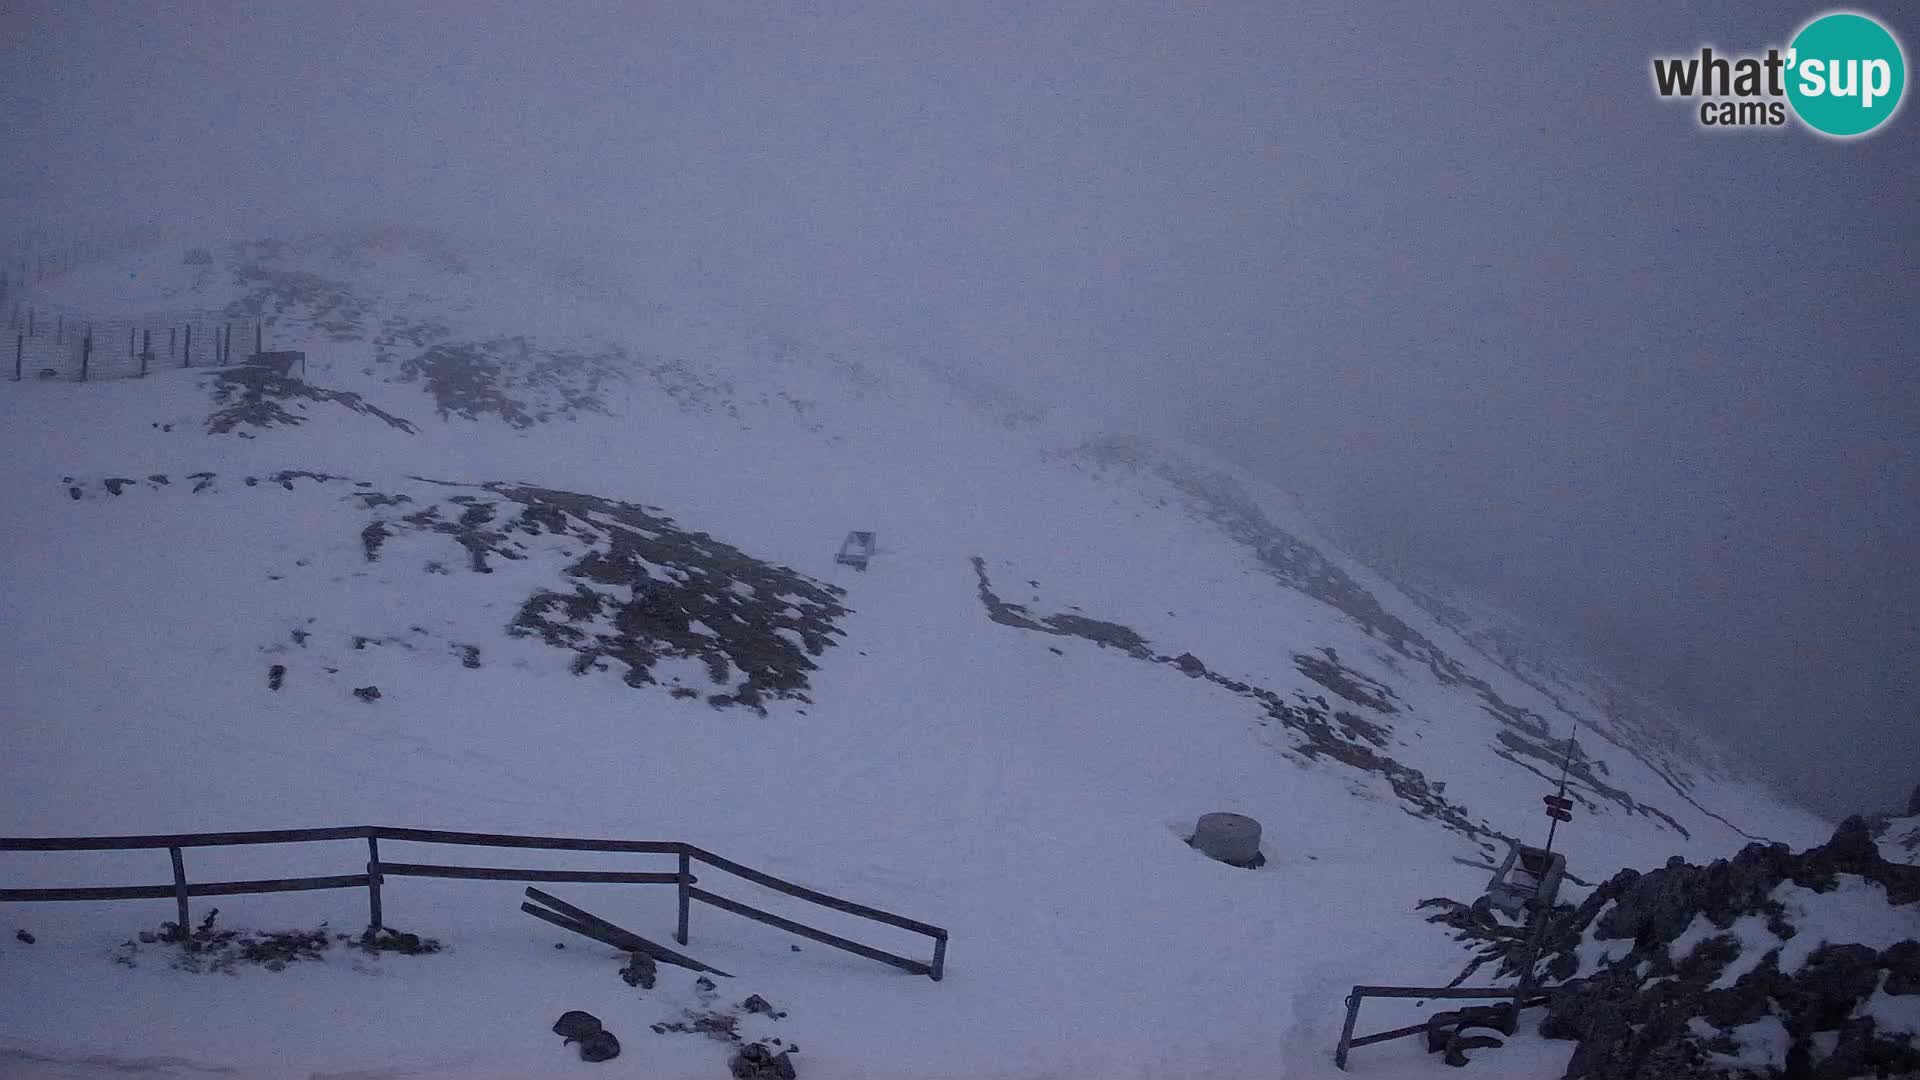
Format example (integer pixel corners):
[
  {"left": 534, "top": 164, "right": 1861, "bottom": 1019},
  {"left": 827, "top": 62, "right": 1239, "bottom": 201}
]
[{"left": 4, "top": 2, "right": 1914, "bottom": 817}]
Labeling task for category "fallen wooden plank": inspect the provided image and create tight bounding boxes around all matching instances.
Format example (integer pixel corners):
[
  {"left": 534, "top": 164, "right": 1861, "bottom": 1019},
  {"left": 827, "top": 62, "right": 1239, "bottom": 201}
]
[{"left": 523, "top": 887, "right": 731, "bottom": 977}]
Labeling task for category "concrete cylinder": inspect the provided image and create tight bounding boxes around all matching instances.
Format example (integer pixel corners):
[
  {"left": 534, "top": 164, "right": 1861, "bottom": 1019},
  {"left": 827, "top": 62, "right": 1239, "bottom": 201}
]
[{"left": 1192, "top": 812, "right": 1262, "bottom": 866}]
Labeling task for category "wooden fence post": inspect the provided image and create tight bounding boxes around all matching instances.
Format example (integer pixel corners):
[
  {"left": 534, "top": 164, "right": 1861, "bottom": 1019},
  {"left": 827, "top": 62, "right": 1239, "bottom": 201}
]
[
  {"left": 931, "top": 934, "right": 947, "bottom": 982},
  {"left": 254, "top": 321, "right": 262, "bottom": 356},
  {"left": 676, "top": 850, "right": 691, "bottom": 945},
  {"left": 169, "top": 326, "right": 175, "bottom": 359},
  {"left": 80, "top": 330, "right": 91, "bottom": 382},
  {"left": 223, "top": 322, "right": 231, "bottom": 364},
  {"left": 182, "top": 324, "right": 191, "bottom": 368},
  {"left": 168, "top": 846, "right": 191, "bottom": 942},
  {"left": 1334, "top": 990, "right": 1362, "bottom": 1070},
  {"left": 366, "top": 836, "right": 384, "bottom": 930},
  {"left": 140, "top": 329, "right": 150, "bottom": 377}
]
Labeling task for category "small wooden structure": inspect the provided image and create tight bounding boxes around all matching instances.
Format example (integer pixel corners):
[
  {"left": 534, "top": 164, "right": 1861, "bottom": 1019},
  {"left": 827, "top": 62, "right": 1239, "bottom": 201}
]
[
  {"left": 1485, "top": 841, "right": 1565, "bottom": 919},
  {"left": 836, "top": 530, "right": 876, "bottom": 571},
  {"left": 247, "top": 350, "right": 306, "bottom": 378}
]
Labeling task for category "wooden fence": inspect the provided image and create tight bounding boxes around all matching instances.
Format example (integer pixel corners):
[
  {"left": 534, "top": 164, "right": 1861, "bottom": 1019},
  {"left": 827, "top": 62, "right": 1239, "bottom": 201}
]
[{"left": 0, "top": 825, "right": 947, "bottom": 981}]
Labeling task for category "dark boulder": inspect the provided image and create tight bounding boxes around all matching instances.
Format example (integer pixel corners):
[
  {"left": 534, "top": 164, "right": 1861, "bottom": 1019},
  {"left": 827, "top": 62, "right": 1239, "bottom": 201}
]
[
  {"left": 1881, "top": 940, "right": 1920, "bottom": 995},
  {"left": 577, "top": 1029, "right": 620, "bottom": 1062},
  {"left": 620, "top": 950, "right": 657, "bottom": 989},
  {"left": 730, "top": 1042, "right": 797, "bottom": 1080},
  {"left": 553, "top": 1010, "right": 602, "bottom": 1040}
]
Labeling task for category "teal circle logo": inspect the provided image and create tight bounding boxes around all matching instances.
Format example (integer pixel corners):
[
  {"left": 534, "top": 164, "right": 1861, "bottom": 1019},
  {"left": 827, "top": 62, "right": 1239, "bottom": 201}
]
[{"left": 1786, "top": 12, "right": 1906, "bottom": 136}]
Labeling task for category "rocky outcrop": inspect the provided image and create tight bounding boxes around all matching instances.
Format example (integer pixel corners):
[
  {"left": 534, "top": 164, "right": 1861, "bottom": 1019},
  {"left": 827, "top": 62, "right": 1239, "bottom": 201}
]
[
  {"left": 971, "top": 556, "right": 1496, "bottom": 850},
  {"left": 206, "top": 363, "right": 416, "bottom": 436},
  {"left": 1426, "top": 818, "right": 1920, "bottom": 1079}
]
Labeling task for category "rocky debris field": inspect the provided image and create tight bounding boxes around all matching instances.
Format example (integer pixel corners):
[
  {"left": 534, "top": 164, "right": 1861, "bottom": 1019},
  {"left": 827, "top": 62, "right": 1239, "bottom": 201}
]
[
  {"left": 395, "top": 338, "right": 627, "bottom": 428},
  {"left": 206, "top": 363, "right": 417, "bottom": 436},
  {"left": 970, "top": 555, "right": 1496, "bottom": 851},
  {"left": 1075, "top": 435, "right": 1709, "bottom": 840},
  {"left": 62, "top": 470, "right": 851, "bottom": 712},
  {"left": 553, "top": 974, "right": 801, "bottom": 1076},
  {"left": 111, "top": 908, "right": 442, "bottom": 976}
]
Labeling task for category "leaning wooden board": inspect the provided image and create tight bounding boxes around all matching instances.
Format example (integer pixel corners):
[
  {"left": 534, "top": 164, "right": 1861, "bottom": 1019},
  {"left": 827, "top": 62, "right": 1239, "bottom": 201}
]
[{"left": 522, "top": 887, "right": 732, "bottom": 977}]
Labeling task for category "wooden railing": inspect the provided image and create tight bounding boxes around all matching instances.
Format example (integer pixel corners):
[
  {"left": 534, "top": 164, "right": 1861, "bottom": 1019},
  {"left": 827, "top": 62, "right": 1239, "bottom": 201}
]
[{"left": 0, "top": 825, "right": 947, "bottom": 980}]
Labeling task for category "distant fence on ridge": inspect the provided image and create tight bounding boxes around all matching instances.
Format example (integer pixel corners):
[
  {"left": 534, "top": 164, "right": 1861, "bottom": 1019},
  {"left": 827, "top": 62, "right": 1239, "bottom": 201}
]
[{"left": 7, "top": 307, "right": 270, "bottom": 383}]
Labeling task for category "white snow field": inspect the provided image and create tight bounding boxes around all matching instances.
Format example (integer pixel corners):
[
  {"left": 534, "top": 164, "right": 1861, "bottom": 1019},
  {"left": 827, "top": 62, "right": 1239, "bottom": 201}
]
[{"left": 0, "top": 233, "right": 1832, "bottom": 1079}]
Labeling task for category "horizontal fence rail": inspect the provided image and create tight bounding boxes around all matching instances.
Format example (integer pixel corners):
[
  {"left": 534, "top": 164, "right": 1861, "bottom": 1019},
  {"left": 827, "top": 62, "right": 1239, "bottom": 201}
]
[{"left": 0, "top": 826, "right": 947, "bottom": 981}]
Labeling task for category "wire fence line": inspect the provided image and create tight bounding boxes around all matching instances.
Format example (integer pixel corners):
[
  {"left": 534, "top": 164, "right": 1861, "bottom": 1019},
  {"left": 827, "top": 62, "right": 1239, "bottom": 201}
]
[{"left": 7, "top": 308, "right": 270, "bottom": 383}]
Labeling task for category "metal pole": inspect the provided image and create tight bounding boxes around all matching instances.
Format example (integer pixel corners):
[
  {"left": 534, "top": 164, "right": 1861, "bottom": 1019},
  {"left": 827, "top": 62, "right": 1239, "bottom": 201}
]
[
  {"left": 1543, "top": 726, "right": 1576, "bottom": 856},
  {"left": 1511, "top": 722, "right": 1579, "bottom": 1026}
]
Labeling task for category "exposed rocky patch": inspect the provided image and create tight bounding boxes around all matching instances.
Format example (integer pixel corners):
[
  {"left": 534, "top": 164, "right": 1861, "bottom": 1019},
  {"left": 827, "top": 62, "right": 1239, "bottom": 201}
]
[
  {"left": 395, "top": 338, "right": 625, "bottom": 428},
  {"left": 490, "top": 484, "right": 848, "bottom": 712},
  {"left": 1423, "top": 818, "right": 1920, "bottom": 1079},
  {"left": 1882, "top": 818, "right": 1920, "bottom": 866},
  {"left": 971, "top": 556, "right": 1496, "bottom": 850},
  {"left": 206, "top": 364, "right": 417, "bottom": 436},
  {"left": 112, "top": 909, "right": 440, "bottom": 975},
  {"left": 370, "top": 315, "right": 453, "bottom": 364},
  {"left": 65, "top": 470, "right": 850, "bottom": 713},
  {"left": 355, "top": 926, "right": 441, "bottom": 955},
  {"left": 225, "top": 247, "right": 370, "bottom": 340},
  {"left": 731, "top": 1042, "right": 798, "bottom": 1079},
  {"left": 1294, "top": 647, "right": 1399, "bottom": 713}
]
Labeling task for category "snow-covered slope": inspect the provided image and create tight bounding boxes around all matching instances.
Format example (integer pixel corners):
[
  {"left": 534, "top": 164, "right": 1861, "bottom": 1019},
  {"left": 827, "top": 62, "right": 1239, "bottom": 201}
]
[{"left": 0, "top": 231, "right": 1834, "bottom": 1079}]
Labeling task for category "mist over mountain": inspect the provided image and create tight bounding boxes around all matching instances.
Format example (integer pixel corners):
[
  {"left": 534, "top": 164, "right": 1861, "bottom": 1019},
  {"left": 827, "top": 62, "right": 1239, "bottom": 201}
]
[
  {"left": 3, "top": 228, "right": 1887, "bottom": 1078},
  {"left": 3, "top": 4, "right": 1914, "bottom": 1075},
  {"left": 6, "top": 2, "right": 1910, "bottom": 818}
]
